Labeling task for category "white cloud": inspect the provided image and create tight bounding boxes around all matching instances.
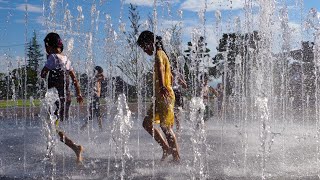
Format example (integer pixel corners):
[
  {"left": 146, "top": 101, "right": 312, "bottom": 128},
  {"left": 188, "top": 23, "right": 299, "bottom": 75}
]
[
  {"left": 123, "top": 0, "right": 153, "bottom": 6},
  {"left": 181, "top": 0, "right": 257, "bottom": 12},
  {"left": 0, "top": 6, "right": 11, "bottom": 10},
  {"left": 159, "top": 19, "right": 182, "bottom": 28},
  {"left": 155, "top": 17, "right": 219, "bottom": 57},
  {"left": 16, "top": 3, "right": 42, "bottom": 13},
  {"left": 0, "top": 0, "right": 10, "bottom": 10},
  {"left": 15, "top": 16, "right": 47, "bottom": 24},
  {"left": 124, "top": 0, "right": 179, "bottom": 7}
]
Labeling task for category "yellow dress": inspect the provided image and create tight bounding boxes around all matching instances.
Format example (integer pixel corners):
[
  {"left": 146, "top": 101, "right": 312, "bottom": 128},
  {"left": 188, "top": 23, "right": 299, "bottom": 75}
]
[{"left": 146, "top": 50, "right": 175, "bottom": 127}]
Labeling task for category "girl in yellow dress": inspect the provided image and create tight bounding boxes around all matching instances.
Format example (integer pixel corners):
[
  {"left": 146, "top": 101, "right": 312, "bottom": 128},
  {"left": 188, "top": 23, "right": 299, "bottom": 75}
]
[{"left": 137, "top": 30, "right": 180, "bottom": 162}]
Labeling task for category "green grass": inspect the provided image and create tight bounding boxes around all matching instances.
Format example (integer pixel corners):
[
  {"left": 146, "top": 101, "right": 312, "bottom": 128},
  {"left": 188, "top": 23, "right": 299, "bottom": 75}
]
[
  {"left": 0, "top": 98, "right": 108, "bottom": 108},
  {"left": 0, "top": 99, "right": 42, "bottom": 108},
  {"left": 0, "top": 97, "right": 148, "bottom": 108}
]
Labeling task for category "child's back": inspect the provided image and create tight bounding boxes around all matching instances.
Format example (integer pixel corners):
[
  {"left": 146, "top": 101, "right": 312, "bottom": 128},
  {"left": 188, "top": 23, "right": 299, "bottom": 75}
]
[{"left": 46, "top": 53, "right": 72, "bottom": 89}]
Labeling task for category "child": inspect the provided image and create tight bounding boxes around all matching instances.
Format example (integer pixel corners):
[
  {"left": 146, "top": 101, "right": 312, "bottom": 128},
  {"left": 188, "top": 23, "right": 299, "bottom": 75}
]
[
  {"left": 41, "top": 32, "right": 84, "bottom": 164},
  {"left": 81, "top": 65, "right": 105, "bottom": 131},
  {"left": 171, "top": 62, "right": 187, "bottom": 131},
  {"left": 201, "top": 74, "right": 219, "bottom": 121},
  {"left": 216, "top": 83, "right": 224, "bottom": 118},
  {"left": 137, "top": 30, "right": 180, "bottom": 162}
]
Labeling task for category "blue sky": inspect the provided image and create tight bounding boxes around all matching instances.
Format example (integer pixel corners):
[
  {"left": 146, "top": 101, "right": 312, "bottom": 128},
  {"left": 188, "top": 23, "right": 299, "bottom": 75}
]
[{"left": 0, "top": 0, "right": 319, "bottom": 75}]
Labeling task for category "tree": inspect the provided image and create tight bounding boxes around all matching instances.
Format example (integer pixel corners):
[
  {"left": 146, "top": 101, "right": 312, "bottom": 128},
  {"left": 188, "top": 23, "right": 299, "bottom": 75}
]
[
  {"left": 210, "top": 31, "right": 260, "bottom": 96},
  {"left": 167, "top": 23, "right": 183, "bottom": 67},
  {"left": 117, "top": 4, "right": 152, "bottom": 101},
  {"left": 117, "top": 3, "right": 141, "bottom": 87},
  {"left": 27, "top": 31, "right": 43, "bottom": 71},
  {"left": 0, "top": 73, "right": 7, "bottom": 99},
  {"left": 184, "top": 36, "right": 211, "bottom": 96},
  {"left": 10, "top": 66, "right": 40, "bottom": 99},
  {"left": 25, "top": 31, "right": 44, "bottom": 98},
  {"left": 288, "top": 41, "right": 316, "bottom": 109}
]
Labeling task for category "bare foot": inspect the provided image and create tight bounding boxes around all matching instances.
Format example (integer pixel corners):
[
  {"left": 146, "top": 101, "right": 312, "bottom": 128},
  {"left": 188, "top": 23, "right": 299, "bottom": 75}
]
[
  {"left": 161, "top": 148, "right": 172, "bottom": 161},
  {"left": 169, "top": 158, "right": 180, "bottom": 164},
  {"left": 172, "top": 148, "right": 180, "bottom": 162},
  {"left": 75, "top": 145, "right": 83, "bottom": 164},
  {"left": 172, "top": 156, "right": 180, "bottom": 163}
]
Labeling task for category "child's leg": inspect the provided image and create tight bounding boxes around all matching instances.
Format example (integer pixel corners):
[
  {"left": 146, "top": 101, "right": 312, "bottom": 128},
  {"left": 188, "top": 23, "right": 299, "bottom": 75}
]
[
  {"left": 57, "top": 88, "right": 71, "bottom": 121},
  {"left": 174, "top": 108, "right": 179, "bottom": 130},
  {"left": 58, "top": 131, "right": 83, "bottom": 163},
  {"left": 174, "top": 90, "right": 182, "bottom": 131},
  {"left": 94, "top": 97, "right": 102, "bottom": 130},
  {"left": 80, "top": 99, "right": 93, "bottom": 130},
  {"left": 54, "top": 100, "right": 59, "bottom": 119},
  {"left": 56, "top": 88, "right": 82, "bottom": 163},
  {"left": 161, "top": 126, "right": 180, "bottom": 162},
  {"left": 204, "top": 105, "right": 209, "bottom": 121},
  {"left": 142, "top": 116, "right": 171, "bottom": 159},
  {"left": 174, "top": 107, "right": 181, "bottom": 131}
]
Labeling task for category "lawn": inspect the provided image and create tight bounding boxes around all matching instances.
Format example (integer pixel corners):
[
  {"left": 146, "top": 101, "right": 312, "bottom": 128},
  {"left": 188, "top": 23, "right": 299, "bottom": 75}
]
[
  {"left": 0, "top": 99, "right": 42, "bottom": 108},
  {"left": 0, "top": 98, "right": 110, "bottom": 108}
]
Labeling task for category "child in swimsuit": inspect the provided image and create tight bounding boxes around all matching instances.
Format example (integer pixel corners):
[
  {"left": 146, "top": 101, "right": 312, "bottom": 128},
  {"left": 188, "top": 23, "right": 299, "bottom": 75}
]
[{"left": 41, "top": 32, "right": 84, "bottom": 164}]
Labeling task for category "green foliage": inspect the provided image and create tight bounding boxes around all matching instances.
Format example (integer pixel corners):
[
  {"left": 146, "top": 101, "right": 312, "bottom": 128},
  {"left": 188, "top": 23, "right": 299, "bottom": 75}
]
[
  {"left": 0, "top": 31, "right": 44, "bottom": 100},
  {"left": 184, "top": 36, "right": 211, "bottom": 96},
  {"left": 25, "top": 31, "right": 44, "bottom": 98},
  {"left": 0, "top": 99, "right": 41, "bottom": 108},
  {"left": 211, "top": 31, "right": 260, "bottom": 96},
  {"left": 27, "top": 31, "right": 44, "bottom": 71},
  {"left": 0, "top": 73, "right": 8, "bottom": 99},
  {"left": 117, "top": 4, "right": 153, "bottom": 101},
  {"left": 118, "top": 3, "right": 142, "bottom": 85},
  {"left": 11, "top": 66, "right": 43, "bottom": 99}
]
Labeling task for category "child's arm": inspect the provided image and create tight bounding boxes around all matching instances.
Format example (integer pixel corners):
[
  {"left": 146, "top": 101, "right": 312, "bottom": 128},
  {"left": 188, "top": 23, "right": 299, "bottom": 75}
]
[
  {"left": 40, "top": 67, "right": 50, "bottom": 78},
  {"left": 156, "top": 56, "right": 170, "bottom": 99},
  {"left": 69, "top": 70, "right": 83, "bottom": 104},
  {"left": 210, "top": 87, "right": 219, "bottom": 97},
  {"left": 178, "top": 75, "right": 187, "bottom": 89}
]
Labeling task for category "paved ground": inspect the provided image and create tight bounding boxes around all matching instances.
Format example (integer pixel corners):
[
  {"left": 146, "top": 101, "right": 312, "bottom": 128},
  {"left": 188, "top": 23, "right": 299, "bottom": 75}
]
[
  {"left": 0, "top": 112, "right": 319, "bottom": 179},
  {"left": 1, "top": 102, "right": 320, "bottom": 179}
]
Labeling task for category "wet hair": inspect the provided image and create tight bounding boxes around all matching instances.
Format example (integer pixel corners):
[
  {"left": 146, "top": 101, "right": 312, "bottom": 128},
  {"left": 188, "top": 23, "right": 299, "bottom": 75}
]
[
  {"left": 137, "top": 30, "right": 169, "bottom": 57},
  {"left": 137, "top": 30, "right": 154, "bottom": 47},
  {"left": 95, "top": 66, "right": 103, "bottom": 73},
  {"left": 44, "top": 32, "right": 64, "bottom": 52}
]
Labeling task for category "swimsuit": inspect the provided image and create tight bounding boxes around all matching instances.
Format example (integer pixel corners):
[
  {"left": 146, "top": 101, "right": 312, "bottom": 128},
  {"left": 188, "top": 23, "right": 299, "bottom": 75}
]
[{"left": 45, "top": 54, "right": 73, "bottom": 121}]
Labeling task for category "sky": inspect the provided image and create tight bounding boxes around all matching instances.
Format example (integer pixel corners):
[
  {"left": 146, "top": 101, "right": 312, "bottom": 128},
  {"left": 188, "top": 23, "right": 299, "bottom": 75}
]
[{"left": 0, "top": 0, "right": 320, "bottom": 77}]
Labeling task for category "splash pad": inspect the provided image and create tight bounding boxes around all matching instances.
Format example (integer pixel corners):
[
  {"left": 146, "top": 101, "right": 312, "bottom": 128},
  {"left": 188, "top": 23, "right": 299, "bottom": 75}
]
[{"left": 1, "top": 0, "right": 320, "bottom": 179}]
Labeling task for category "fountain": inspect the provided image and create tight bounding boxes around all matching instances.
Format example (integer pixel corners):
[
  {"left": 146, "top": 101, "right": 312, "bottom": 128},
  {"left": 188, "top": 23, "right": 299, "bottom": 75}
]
[{"left": 1, "top": 0, "right": 320, "bottom": 179}]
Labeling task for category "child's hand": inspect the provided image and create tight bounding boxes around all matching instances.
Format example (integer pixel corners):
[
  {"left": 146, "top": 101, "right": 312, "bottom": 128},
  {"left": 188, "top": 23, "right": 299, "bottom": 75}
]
[
  {"left": 160, "top": 86, "right": 172, "bottom": 105},
  {"left": 77, "top": 95, "right": 83, "bottom": 105},
  {"left": 160, "top": 86, "right": 170, "bottom": 99}
]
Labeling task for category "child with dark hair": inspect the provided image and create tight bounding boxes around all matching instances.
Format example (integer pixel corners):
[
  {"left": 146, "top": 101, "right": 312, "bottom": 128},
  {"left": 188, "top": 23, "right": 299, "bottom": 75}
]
[
  {"left": 201, "top": 74, "right": 219, "bottom": 121},
  {"left": 41, "top": 32, "right": 84, "bottom": 164},
  {"left": 171, "top": 59, "right": 187, "bottom": 131},
  {"left": 81, "top": 65, "right": 105, "bottom": 131},
  {"left": 137, "top": 30, "right": 180, "bottom": 162}
]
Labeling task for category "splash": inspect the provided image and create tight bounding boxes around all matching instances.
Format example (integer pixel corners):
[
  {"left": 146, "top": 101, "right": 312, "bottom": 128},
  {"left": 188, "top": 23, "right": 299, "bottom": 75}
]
[
  {"left": 188, "top": 97, "right": 208, "bottom": 179},
  {"left": 110, "top": 94, "right": 133, "bottom": 179},
  {"left": 41, "top": 88, "right": 59, "bottom": 160}
]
